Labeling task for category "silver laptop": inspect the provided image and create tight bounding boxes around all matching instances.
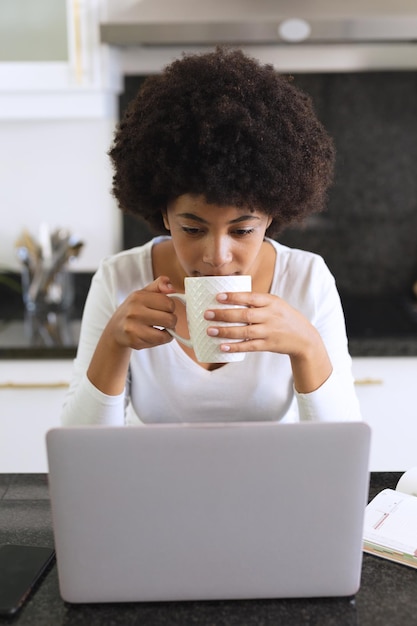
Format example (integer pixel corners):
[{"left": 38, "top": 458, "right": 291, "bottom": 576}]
[{"left": 46, "top": 421, "right": 370, "bottom": 603}]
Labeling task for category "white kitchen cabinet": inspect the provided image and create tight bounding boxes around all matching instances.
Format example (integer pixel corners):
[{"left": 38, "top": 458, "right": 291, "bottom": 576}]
[
  {"left": 0, "top": 360, "right": 73, "bottom": 473},
  {"left": 352, "top": 357, "right": 417, "bottom": 472},
  {"left": 0, "top": 0, "right": 121, "bottom": 119},
  {"left": 2, "top": 356, "right": 415, "bottom": 473}
]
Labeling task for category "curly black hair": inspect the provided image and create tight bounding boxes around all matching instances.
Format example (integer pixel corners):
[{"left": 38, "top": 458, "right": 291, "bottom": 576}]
[{"left": 109, "top": 47, "right": 335, "bottom": 235}]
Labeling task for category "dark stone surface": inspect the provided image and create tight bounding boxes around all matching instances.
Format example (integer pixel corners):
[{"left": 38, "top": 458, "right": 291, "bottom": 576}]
[
  {"left": 0, "top": 273, "right": 90, "bottom": 359},
  {"left": 0, "top": 272, "right": 92, "bottom": 322},
  {"left": 0, "top": 473, "right": 415, "bottom": 625},
  {"left": 1, "top": 281, "right": 417, "bottom": 358}
]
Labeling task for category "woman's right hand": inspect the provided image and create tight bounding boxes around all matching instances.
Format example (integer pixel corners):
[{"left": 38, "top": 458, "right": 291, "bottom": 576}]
[
  {"left": 87, "top": 276, "right": 177, "bottom": 395},
  {"left": 104, "top": 275, "right": 177, "bottom": 351}
]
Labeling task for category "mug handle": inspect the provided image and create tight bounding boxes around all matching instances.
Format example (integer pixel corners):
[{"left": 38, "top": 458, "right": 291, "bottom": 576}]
[{"left": 166, "top": 293, "right": 193, "bottom": 348}]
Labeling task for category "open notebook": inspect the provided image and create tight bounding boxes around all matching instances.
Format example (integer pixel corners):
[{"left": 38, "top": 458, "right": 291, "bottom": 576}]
[
  {"left": 46, "top": 421, "right": 370, "bottom": 603},
  {"left": 363, "top": 467, "right": 417, "bottom": 568}
]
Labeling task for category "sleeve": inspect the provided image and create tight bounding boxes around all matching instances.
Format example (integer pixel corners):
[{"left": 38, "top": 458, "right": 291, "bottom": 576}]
[
  {"left": 61, "top": 261, "right": 127, "bottom": 426},
  {"left": 293, "top": 256, "right": 361, "bottom": 422}
]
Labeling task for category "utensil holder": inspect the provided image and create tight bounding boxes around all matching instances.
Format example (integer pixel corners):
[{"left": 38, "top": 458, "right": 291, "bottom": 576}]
[{"left": 21, "top": 267, "right": 74, "bottom": 313}]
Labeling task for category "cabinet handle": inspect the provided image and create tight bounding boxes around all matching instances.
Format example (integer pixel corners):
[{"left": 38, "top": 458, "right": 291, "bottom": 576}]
[
  {"left": 354, "top": 378, "right": 384, "bottom": 386},
  {"left": 68, "top": 0, "right": 86, "bottom": 84},
  {"left": 72, "top": 0, "right": 82, "bottom": 82},
  {"left": 0, "top": 382, "right": 69, "bottom": 389}
]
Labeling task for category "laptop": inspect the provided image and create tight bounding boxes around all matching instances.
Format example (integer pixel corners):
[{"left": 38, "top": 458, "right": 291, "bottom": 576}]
[{"left": 46, "top": 421, "right": 370, "bottom": 603}]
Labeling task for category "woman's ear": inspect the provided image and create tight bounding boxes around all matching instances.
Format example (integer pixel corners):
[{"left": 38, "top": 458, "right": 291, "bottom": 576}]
[{"left": 162, "top": 212, "right": 170, "bottom": 231}]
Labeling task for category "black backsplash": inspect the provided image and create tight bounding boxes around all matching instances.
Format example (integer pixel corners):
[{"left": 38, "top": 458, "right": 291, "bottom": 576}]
[{"left": 119, "top": 72, "right": 417, "bottom": 297}]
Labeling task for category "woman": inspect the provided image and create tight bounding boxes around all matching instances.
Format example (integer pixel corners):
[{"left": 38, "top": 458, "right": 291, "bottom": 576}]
[{"left": 62, "top": 47, "right": 360, "bottom": 426}]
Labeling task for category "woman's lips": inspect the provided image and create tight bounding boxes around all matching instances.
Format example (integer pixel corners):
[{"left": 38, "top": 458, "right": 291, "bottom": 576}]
[{"left": 193, "top": 271, "right": 241, "bottom": 277}]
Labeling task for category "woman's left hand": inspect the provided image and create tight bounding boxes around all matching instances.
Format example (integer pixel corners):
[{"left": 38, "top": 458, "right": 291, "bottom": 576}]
[{"left": 204, "top": 291, "right": 332, "bottom": 393}]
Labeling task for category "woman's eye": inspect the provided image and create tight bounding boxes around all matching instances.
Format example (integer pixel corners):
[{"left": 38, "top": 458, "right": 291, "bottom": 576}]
[
  {"left": 182, "top": 226, "right": 203, "bottom": 235},
  {"left": 233, "top": 228, "right": 255, "bottom": 237}
]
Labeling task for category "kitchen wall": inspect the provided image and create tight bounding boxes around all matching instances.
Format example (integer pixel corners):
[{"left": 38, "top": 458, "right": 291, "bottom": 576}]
[
  {"left": 0, "top": 118, "right": 120, "bottom": 272},
  {"left": 122, "top": 70, "right": 417, "bottom": 297}
]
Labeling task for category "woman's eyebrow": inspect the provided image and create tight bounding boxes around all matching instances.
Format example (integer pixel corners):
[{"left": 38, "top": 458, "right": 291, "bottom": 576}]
[
  {"left": 176, "top": 213, "right": 260, "bottom": 224},
  {"left": 176, "top": 212, "right": 207, "bottom": 223},
  {"left": 229, "top": 215, "right": 260, "bottom": 224}
]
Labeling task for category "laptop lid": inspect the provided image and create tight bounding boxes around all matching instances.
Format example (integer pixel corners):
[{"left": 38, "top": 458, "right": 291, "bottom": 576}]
[{"left": 46, "top": 421, "right": 370, "bottom": 603}]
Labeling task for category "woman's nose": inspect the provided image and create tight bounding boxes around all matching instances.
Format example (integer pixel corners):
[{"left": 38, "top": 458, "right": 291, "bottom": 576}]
[{"left": 202, "top": 236, "right": 233, "bottom": 268}]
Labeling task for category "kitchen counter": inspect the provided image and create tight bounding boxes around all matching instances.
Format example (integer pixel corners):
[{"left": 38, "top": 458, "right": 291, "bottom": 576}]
[
  {"left": 1, "top": 274, "right": 417, "bottom": 358},
  {"left": 0, "top": 272, "right": 89, "bottom": 359},
  {"left": 348, "top": 336, "right": 417, "bottom": 356},
  {"left": 342, "top": 294, "right": 417, "bottom": 356},
  {"left": 0, "top": 472, "right": 416, "bottom": 625},
  {"left": 4, "top": 320, "right": 417, "bottom": 358},
  {"left": 0, "top": 318, "right": 80, "bottom": 359}
]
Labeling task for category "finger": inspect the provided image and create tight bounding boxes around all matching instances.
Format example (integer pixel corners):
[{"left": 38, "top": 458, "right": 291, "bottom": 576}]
[
  {"left": 216, "top": 291, "right": 270, "bottom": 307},
  {"left": 130, "top": 327, "right": 174, "bottom": 350},
  {"left": 142, "top": 275, "right": 175, "bottom": 294},
  {"left": 207, "top": 323, "right": 259, "bottom": 341},
  {"left": 128, "top": 290, "right": 176, "bottom": 315},
  {"left": 150, "top": 310, "right": 178, "bottom": 330},
  {"left": 204, "top": 306, "right": 261, "bottom": 325},
  {"left": 143, "top": 326, "right": 174, "bottom": 344},
  {"left": 219, "top": 338, "right": 266, "bottom": 354}
]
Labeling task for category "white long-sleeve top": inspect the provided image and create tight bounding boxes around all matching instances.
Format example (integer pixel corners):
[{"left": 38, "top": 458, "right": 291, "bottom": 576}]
[{"left": 61, "top": 237, "right": 361, "bottom": 426}]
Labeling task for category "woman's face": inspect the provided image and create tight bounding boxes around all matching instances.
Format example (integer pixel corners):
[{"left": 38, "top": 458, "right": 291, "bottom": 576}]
[{"left": 163, "top": 194, "right": 272, "bottom": 278}]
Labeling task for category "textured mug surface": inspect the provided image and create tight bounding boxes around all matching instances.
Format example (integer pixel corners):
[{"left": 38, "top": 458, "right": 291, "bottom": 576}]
[{"left": 167, "top": 275, "right": 252, "bottom": 363}]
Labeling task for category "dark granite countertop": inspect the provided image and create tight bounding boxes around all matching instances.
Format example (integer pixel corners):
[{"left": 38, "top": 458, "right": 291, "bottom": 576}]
[
  {"left": 348, "top": 337, "right": 417, "bottom": 357},
  {"left": 341, "top": 294, "right": 417, "bottom": 357},
  {"left": 0, "top": 472, "right": 416, "bottom": 625},
  {"left": 1, "top": 273, "right": 417, "bottom": 359},
  {"left": 0, "top": 318, "right": 80, "bottom": 359},
  {"left": 0, "top": 272, "right": 89, "bottom": 360}
]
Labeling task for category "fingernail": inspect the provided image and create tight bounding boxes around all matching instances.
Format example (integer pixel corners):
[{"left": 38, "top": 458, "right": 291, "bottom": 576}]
[
  {"left": 220, "top": 344, "right": 231, "bottom": 351},
  {"left": 204, "top": 310, "right": 215, "bottom": 320},
  {"left": 207, "top": 328, "right": 219, "bottom": 336},
  {"left": 217, "top": 293, "right": 227, "bottom": 301}
]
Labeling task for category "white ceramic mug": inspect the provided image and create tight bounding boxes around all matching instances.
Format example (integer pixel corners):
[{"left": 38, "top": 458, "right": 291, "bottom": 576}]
[{"left": 167, "top": 275, "right": 252, "bottom": 363}]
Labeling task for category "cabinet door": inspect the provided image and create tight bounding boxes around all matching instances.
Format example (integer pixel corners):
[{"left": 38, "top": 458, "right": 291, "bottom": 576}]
[
  {"left": 0, "top": 0, "right": 119, "bottom": 119},
  {"left": 0, "top": 0, "right": 68, "bottom": 63},
  {"left": 352, "top": 357, "right": 417, "bottom": 472},
  {"left": 0, "top": 360, "right": 72, "bottom": 472}
]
